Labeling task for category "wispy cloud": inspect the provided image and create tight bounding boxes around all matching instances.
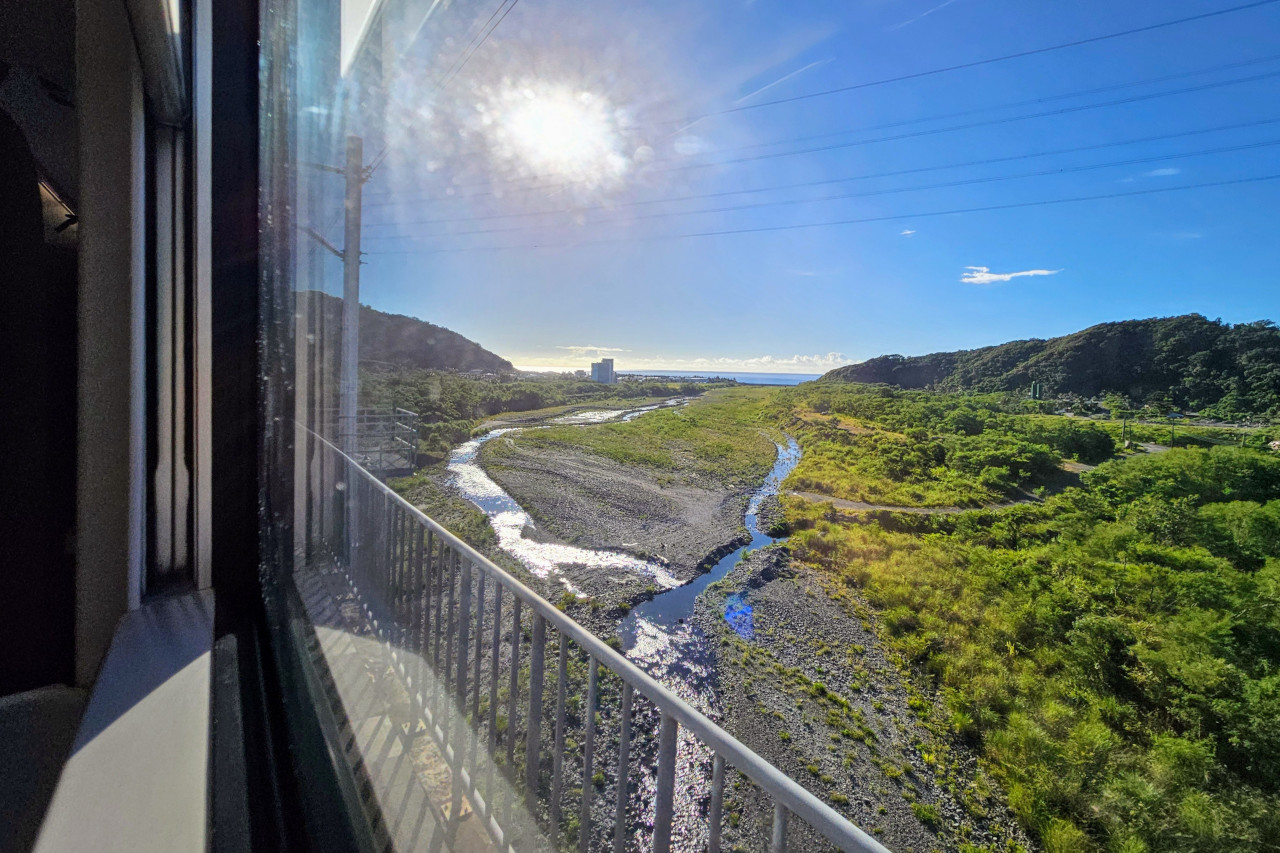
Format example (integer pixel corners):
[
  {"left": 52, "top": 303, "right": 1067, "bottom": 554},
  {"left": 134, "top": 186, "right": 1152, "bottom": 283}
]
[
  {"left": 517, "top": 352, "right": 850, "bottom": 374},
  {"left": 1146, "top": 167, "right": 1181, "bottom": 177},
  {"left": 900, "top": 229, "right": 916, "bottom": 236},
  {"left": 889, "top": 0, "right": 960, "bottom": 31},
  {"left": 961, "top": 266, "right": 1062, "bottom": 285},
  {"left": 733, "top": 59, "right": 834, "bottom": 105},
  {"left": 555, "top": 345, "right": 630, "bottom": 358},
  {"left": 666, "top": 57, "right": 833, "bottom": 142}
]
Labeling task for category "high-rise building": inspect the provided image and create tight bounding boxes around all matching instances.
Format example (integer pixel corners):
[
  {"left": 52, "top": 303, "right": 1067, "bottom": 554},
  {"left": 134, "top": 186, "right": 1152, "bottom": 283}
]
[{"left": 590, "top": 357, "right": 616, "bottom": 384}]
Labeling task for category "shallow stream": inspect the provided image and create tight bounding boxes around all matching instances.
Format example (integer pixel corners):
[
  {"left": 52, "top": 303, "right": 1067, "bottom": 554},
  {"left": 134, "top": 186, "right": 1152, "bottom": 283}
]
[{"left": 446, "top": 402, "right": 801, "bottom": 850}]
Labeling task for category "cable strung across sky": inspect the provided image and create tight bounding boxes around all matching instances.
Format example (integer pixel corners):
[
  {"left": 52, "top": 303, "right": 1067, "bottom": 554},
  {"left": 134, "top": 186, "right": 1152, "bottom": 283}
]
[
  {"left": 362, "top": 137, "right": 1280, "bottom": 243},
  {"left": 661, "top": 0, "right": 1280, "bottom": 122},
  {"left": 361, "top": 117, "right": 1280, "bottom": 231},
  {"left": 363, "top": 61, "right": 1280, "bottom": 207},
  {"left": 366, "top": 173, "right": 1280, "bottom": 255}
]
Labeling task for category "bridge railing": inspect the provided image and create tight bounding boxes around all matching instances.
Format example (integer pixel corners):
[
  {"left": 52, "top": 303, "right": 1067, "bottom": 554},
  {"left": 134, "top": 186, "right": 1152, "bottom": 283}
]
[{"left": 312, "top": 432, "right": 891, "bottom": 853}]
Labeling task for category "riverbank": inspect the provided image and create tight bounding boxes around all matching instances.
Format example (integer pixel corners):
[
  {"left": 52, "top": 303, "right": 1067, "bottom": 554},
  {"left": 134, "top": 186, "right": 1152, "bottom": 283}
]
[
  {"left": 694, "top": 546, "right": 1030, "bottom": 853},
  {"left": 478, "top": 435, "right": 754, "bottom": 611},
  {"left": 471, "top": 388, "right": 780, "bottom": 616}
]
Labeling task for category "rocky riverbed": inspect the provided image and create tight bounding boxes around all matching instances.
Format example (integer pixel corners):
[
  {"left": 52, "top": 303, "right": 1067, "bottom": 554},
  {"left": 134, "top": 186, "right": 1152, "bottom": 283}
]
[
  {"left": 479, "top": 437, "right": 753, "bottom": 611},
  {"left": 694, "top": 546, "right": 1030, "bottom": 853}
]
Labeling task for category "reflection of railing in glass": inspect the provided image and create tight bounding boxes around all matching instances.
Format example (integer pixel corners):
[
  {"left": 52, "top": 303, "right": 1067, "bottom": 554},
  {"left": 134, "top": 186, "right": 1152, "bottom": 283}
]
[
  {"left": 323, "top": 406, "right": 420, "bottom": 478},
  {"left": 300, "top": 432, "right": 889, "bottom": 853}
]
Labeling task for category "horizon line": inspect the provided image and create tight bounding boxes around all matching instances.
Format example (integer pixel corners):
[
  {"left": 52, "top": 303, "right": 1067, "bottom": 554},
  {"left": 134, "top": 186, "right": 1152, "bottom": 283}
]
[{"left": 513, "top": 365, "right": 829, "bottom": 376}]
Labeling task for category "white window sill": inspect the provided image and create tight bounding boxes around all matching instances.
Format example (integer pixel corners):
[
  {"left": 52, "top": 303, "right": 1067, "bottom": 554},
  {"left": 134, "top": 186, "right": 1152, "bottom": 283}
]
[{"left": 34, "top": 590, "right": 214, "bottom": 853}]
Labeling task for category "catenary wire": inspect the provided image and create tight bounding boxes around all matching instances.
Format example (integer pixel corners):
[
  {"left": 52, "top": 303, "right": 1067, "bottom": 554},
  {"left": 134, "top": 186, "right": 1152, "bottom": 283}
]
[
  {"left": 361, "top": 137, "right": 1280, "bottom": 241},
  {"left": 360, "top": 117, "right": 1280, "bottom": 230},
  {"left": 365, "top": 0, "right": 522, "bottom": 180},
  {"left": 365, "top": 172, "right": 1280, "bottom": 254},
  {"left": 658, "top": 0, "right": 1280, "bottom": 122},
  {"left": 364, "top": 66, "right": 1280, "bottom": 206}
]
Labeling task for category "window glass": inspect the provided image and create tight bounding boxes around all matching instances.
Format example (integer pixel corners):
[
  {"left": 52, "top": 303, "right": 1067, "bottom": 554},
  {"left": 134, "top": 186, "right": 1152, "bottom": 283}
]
[{"left": 261, "top": 2, "right": 1280, "bottom": 851}]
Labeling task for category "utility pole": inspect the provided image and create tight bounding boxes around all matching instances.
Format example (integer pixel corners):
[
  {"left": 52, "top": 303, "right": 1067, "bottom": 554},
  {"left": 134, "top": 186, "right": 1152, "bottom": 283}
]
[{"left": 340, "top": 135, "right": 363, "bottom": 457}]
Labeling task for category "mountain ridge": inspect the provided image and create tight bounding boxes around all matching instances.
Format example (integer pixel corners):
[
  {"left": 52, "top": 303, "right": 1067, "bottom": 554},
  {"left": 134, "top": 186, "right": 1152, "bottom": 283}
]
[
  {"left": 820, "top": 314, "right": 1280, "bottom": 418},
  {"left": 300, "top": 291, "right": 514, "bottom": 373}
]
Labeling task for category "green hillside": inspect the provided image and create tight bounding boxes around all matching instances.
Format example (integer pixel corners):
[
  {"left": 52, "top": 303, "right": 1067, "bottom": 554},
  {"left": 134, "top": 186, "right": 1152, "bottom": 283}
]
[
  {"left": 299, "top": 291, "right": 514, "bottom": 373},
  {"left": 822, "top": 315, "right": 1280, "bottom": 419}
]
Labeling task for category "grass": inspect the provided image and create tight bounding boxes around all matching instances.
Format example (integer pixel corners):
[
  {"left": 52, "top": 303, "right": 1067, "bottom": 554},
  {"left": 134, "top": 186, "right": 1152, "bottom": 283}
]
[
  {"left": 778, "top": 386, "right": 1114, "bottom": 507},
  {"left": 487, "top": 386, "right": 782, "bottom": 487},
  {"left": 787, "top": 442, "right": 1280, "bottom": 852}
]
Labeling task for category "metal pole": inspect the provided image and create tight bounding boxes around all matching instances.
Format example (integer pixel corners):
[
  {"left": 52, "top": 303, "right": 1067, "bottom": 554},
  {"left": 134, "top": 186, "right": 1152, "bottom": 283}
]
[
  {"left": 652, "top": 714, "right": 679, "bottom": 853},
  {"left": 340, "top": 134, "right": 362, "bottom": 458}
]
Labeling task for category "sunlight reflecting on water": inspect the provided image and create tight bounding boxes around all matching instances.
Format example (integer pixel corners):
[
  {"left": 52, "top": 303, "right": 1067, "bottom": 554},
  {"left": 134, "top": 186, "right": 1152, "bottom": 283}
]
[
  {"left": 551, "top": 397, "right": 688, "bottom": 425},
  {"left": 447, "top": 423, "right": 682, "bottom": 592}
]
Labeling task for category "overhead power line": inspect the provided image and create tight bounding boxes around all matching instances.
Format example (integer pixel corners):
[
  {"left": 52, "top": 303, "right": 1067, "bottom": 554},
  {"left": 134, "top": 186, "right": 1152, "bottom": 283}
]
[
  {"left": 366, "top": 172, "right": 1280, "bottom": 255},
  {"left": 364, "top": 65, "right": 1280, "bottom": 207},
  {"left": 360, "top": 117, "right": 1280, "bottom": 230},
  {"left": 362, "top": 137, "right": 1280, "bottom": 242},
  {"left": 669, "top": 0, "right": 1280, "bottom": 121},
  {"left": 435, "top": 0, "right": 521, "bottom": 90},
  {"left": 678, "top": 55, "right": 1280, "bottom": 158},
  {"left": 365, "top": 0, "right": 521, "bottom": 181}
]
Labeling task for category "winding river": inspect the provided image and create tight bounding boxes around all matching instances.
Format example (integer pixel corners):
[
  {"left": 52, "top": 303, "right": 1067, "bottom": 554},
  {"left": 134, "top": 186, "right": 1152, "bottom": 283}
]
[{"left": 446, "top": 401, "right": 801, "bottom": 850}]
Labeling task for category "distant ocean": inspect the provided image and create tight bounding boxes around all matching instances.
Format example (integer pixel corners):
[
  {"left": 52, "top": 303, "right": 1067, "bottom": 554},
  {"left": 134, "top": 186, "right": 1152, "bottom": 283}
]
[
  {"left": 515, "top": 366, "right": 823, "bottom": 386},
  {"left": 619, "top": 370, "right": 821, "bottom": 386}
]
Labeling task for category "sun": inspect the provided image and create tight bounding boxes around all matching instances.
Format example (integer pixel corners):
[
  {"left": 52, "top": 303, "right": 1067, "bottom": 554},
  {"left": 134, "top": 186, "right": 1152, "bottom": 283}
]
[{"left": 489, "top": 82, "right": 630, "bottom": 187}]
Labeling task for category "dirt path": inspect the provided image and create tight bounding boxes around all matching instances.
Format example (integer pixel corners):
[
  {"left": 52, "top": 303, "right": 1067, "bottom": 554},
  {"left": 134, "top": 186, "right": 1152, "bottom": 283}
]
[{"left": 786, "top": 490, "right": 1036, "bottom": 515}]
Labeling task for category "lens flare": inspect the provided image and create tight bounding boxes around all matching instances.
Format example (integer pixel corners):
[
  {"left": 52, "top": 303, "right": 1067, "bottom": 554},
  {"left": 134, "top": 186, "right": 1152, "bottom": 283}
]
[{"left": 489, "top": 82, "right": 630, "bottom": 187}]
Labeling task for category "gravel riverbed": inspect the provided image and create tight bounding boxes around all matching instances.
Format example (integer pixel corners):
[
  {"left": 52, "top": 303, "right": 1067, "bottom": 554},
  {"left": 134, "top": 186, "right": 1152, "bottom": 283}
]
[
  {"left": 694, "top": 546, "right": 1031, "bottom": 853},
  {"left": 479, "top": 439, "right": 753, "bottom": 611}
]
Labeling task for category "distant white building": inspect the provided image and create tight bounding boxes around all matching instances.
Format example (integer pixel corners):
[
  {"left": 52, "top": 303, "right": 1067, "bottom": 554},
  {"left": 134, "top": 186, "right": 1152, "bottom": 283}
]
[
  {"left": 590, "top": 358, "right": 616, "bottom": 384},
  {"left": 1270, "top": 440, "right": 1280, "bottom": 452}
]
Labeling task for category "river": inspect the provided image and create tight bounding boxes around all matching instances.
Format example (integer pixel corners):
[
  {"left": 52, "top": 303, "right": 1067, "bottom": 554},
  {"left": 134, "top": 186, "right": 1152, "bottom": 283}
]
[{"left": 446, "top": 401, "right": 801, "bottom": 850}]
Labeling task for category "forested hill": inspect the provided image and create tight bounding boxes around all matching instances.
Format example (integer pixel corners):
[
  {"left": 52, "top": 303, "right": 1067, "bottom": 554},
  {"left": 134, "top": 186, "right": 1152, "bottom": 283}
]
[
  {"left": 822, "top": 314, "right": 1280, "bottom": 417},
  {"left": 299, "top": 291, "right": 514, "bottom": 373}
]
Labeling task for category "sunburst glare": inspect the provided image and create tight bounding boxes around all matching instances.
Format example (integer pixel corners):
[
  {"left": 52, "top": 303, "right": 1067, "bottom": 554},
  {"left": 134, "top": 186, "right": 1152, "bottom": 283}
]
[{"left": 487, "top": 81, "right": 632, "bottom": 188}]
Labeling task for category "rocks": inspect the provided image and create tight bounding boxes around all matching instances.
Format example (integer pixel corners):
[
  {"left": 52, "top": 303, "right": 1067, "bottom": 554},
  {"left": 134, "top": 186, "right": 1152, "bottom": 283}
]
[
  {"left": 693, "top": 548, "right": 1029, "bottom": 852},
  {"left": 752, "top": 494, "right": 788, "bottom": 539},
  {"left": 480, "top": 439, "right": 753, "bottom": 607}
]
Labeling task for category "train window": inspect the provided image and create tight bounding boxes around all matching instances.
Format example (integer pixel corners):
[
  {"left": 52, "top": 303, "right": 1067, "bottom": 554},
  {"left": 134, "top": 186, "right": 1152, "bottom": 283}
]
[{"left": 256, "top": 2, "right": 1280, "bottom": 852}]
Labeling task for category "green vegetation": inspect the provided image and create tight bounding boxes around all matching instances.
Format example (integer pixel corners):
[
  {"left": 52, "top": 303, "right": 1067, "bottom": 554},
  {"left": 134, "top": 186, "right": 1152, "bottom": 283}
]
[
  {"left": 387, "top": 472, "right": 500, "bottom": 554},
  {"left": 788, "top": 442, "right": 1280, "bottom": 851},
  {"left": 821, "top": 314, "right": 1280, "bottom": 420},
  {"left": 779, "top": 383, "right": 1116, "bottom": 506},
  {"left": 301, "top": 291, "right": 513, "bottom": 373},
  {"left": 361, "top": 367, "right": 714, "bottom": 458},
  {"left": 489, "top": 386, "right": 781, "bottom": 486}
]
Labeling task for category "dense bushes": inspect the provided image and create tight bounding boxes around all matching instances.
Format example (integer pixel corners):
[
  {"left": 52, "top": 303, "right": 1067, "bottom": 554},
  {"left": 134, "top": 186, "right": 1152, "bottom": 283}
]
[
  {"left": 362, "top": 367, "right": 706, "bottom": 424},
  {"left": 788, "top": 443, "right": 1280, "bottom": 851},
  {"left": 780, "top": 385, "right": 1117, "bottom": 506}
]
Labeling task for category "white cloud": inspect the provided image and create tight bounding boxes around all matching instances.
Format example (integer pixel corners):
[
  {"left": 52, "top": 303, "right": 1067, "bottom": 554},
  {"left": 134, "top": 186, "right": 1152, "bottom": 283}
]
[
  {"left": 555, "top": 345, "right": 630, "bottom": 358},
  {"left": 734, "top": 59, "right": 833, "bottom": 105},
  {"left": 516, "top": 352, "right": 850, "bottom": 374},
  {"left": 1146, "top": 167, "right": 1181, "bottom": 177},
  {"left": 900, "top": 229, "right": 916, "bottom": 236},
  {"left": 889, "top": 0, "right": 960, "bottom": 31},
  {"left": 961, "top": 266, "right": 1062, "bottom": 285}
]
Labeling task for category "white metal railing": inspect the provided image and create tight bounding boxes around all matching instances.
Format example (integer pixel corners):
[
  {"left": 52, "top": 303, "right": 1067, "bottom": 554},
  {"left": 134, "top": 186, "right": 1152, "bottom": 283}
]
[{"left": 312, "top": 434, "right": 891, "bottom": 853}]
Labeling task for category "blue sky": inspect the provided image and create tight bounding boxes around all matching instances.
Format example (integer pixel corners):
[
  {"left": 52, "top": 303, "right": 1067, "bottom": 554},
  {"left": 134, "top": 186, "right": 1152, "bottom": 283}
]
[{"left": 344, "top": 0, "right": 1280, "bottom": 373}]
